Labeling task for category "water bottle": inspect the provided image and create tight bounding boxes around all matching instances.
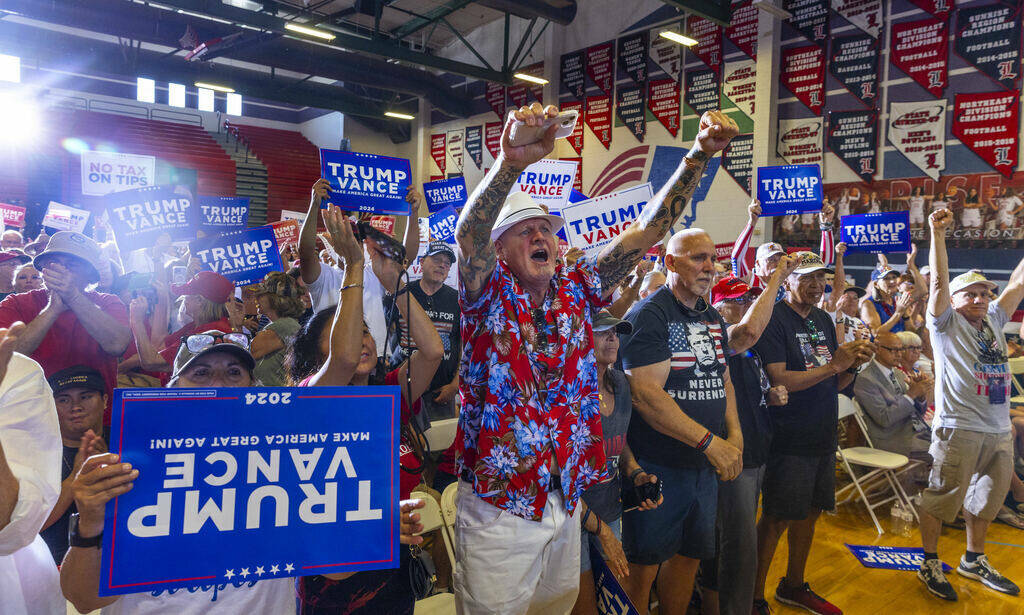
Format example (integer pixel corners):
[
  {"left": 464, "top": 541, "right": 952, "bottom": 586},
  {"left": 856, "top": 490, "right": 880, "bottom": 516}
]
[{"left": 890, "top": 501, "right": 910, "bottom": 537}]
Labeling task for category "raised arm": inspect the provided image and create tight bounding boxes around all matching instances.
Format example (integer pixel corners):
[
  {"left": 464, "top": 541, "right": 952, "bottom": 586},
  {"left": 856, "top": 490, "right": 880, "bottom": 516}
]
[
  {"left": 595, "top": 111, "right": 739, "bottom": 298},
  {"left": 298, "top": 178, "right": 331, "bottom": 285},
  {"left": 927, "top": 209, "right": 953, "bottom": 317},
  {"left": 456, "top": 103, "right": 559, "bottom": 303},
  {"left": 998, "top": 253, "right": 1024, "bottom": 317},
  {"left": 905, "top": 242, "right": 928, "bottom": 301},
  {"left": 731, "top": 200, "right": 760, "bottom": 279},
  {"left": 727, "top": 255, "right": 798, "bottom": 354},
  {"left": 402, "top": 189, "right": 423, "bottom": 270},
  {"left": 819, "top": 200, "right": 835, "bottom": 266}
]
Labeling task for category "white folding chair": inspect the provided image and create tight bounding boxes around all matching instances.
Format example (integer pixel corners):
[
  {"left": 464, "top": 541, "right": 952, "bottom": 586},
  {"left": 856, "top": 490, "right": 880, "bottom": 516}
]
[
  {"left": 440, "top": 481, "right": 458, "bottom": 551},
  {"left": 1009, "top": 357, "right": 1024, "bottom": 405},
  {"left": 410, "top": 491, "right": 456, "bottom": 614},
  {"left": 835, "top": 395, "right": 918, "bottom": 534},
  {"left": 425, "top": 418, "right": 458, "bottom": 453}
]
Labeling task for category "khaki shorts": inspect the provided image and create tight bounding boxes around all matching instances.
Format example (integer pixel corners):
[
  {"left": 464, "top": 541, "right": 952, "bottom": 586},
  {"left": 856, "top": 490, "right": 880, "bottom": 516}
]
[{"left": 920, "top": 427, "right": 1013, "bottom": 523}]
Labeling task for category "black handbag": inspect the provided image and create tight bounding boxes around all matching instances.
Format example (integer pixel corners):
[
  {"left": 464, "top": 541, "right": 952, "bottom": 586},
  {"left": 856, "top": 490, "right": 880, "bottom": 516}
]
[{"left": 408, "top": 544, "right": 437, "bottom": 600}]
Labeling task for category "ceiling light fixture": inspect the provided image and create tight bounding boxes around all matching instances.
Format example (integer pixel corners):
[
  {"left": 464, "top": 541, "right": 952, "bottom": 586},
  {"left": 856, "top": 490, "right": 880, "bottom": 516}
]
[
  {"left": 658, "top": 30, "right": 699, "bottom": 47},
  {"left": 384, "top": 111, "right": 415, "bottom": 120},
  {"left": 285, "top": 23, "right": 337, "bottom": 40},
  {"left": 513, "top": 73, "right": 549, "bottom": 85},
  {"left": 195, "top": 81, "right": 235, "bottom": 93}
]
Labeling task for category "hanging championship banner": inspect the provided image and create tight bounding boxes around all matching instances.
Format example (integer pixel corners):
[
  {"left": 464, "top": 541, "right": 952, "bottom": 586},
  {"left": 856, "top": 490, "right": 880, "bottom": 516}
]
[
  {"left": 722, "top": 59, "right": 756, "bottom": 120},
  {"left": 514, "top": 158, "right": 579, "bottom": 211},
  {"left": 190, "top": 226, "right": 283, "bottom": 286},
  {"left": 81, "top": 151, "right": 156, "bottom": 196},
  {"left": 560, "top": 183, "right": 654, "bottom": 261},
  {"left": 649, "top": 22, "right": 683, "bottom": 79},
  {"left": 828, "top": 109, "right": 878, "bottom": 182},
  {"left": 43, "top": 201, "right": 90, "bottom": 233},
  {"left": 586, "top": 95, "right": 613, "bottom": 149},
  {"left": 908, "top": 0, "right": 953, "bottom": 19},
  {"left": 648, "top": 79, "right": 680, "bottom": 137},
  {"left": 841, "top": 211, "right": 912, "bottom": 253},
  {"left": 430, "top": 134, "right": 446, "bottom": 176},
  {"left": 685, "top": 68, "right": 719, "bottom": 117},
  {"left": 586, "top": 41, "right": 615, "bottom": 96},
  {"left": 465, "top": 125, "right": 483, "bottom": 169},
  {"left": 423, "top": 177, "right": 468, "bottom": 213},
  {"left": 319, "top": 150, "right": 412, "bottom": 216},
  {"left": 723, "top": 134, "right": 754, "bottom": 194},
  {"left": 891, "top": 17, "right": 948, "bottom": 98},
  {"left": 616, "top": 85, "right": 646, "bottom": 143},
  {"left": 831, "top": 0, "right": 882, "bottom": 38},
  {"left": 686, "top": 15, "right": 722, "bottom": 73},
  {"left": 427, "top": 205, "right": 458, "bottom": 244},
  {"left": 888, "top": 99, "right": 947, "bottom": 180},
  {"left": 561, "top": 50, "right": 586, "bottom": 99},
  {"left": 193, "top": 196, "right": 249, "bottom": 236},
  {"left": 561, "top": 100, "right": 585, "bottom": 154},
  {"left": 105, "top": 186, "right": 193, "bottom": 252},
  {"left": 0, "top": 202, "right": 25, "bottom": 228},
  {"left": 757, "top": 164, "right": 823, "bottom": 216},
  {"left": 509, "top": 62, "right": 544, "bottom": 107},
  {"left": 785, "top": 0, "right": 829, "bottom": 44},
  {"left": 269, "top": 219, "right": 300, "bottom": 251},
  {"left": 777, "top": 118, "right": 824, "bottom": 166},
  {"left": 781, "top": 45, "right": 826, "bottom": 115},
  {"left": 618, "top": 31, "right": 648, "bottom": 85},
  {"left": 955, "top": 4, "right": 1021, "bottom": 91},
  {"left": 484, "top": 121, "right": 502, "bottom": 161},
  {"left": 830, "top": 33, "right": 880, "bottom": 107},
  {"left": 952, "top": 91, "right": 1019, "bottom": 178},
  {"left": 726, "top": 1, "right": 759, "bottom": 59},
  {"left": 485, "top": 82, "right": 506, "bottom": 119},
  {"left": 561, "top": 157, "right": 584, "bottom": 193},
  {"left": 97, "top": 386, "right": 400, "bottom": 596},
  {"left": 446, "top": 130, "right": 464, "bottom": 172}
]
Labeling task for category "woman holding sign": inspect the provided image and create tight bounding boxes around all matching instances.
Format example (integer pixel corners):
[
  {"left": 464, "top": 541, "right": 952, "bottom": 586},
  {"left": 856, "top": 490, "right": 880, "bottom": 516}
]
[
  {"left": 860, "top": 246, "right": 927, "bottom": 335},
  {"left": 289, "top": 203, "right": 443, "bottom": 615}
]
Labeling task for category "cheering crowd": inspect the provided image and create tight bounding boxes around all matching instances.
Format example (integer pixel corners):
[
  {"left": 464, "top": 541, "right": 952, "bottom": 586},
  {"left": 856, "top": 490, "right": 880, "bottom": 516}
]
[{"left": 1, "top": 104, "right": 1024, "bottom": 615}]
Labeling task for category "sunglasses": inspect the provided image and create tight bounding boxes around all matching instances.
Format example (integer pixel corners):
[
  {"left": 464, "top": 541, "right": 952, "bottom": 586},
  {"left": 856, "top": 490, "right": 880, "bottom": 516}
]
[{"left": 184, "top": 332, "right": 250, "bottom": 354}]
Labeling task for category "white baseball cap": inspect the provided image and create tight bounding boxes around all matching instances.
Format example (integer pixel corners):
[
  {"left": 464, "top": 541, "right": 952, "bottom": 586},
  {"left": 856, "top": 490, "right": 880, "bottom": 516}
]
[
  {"left": 949, "top": 271, "right": 998, "bottom": 295},
  {"left": 792, "top": 251, "right": 834, "bottom": 275},
  {"left": 755, "top": 242, "right": 785, "bottom": 263},
  {"left": 490, "top": 191, "right": 565, "bottom": 241}
]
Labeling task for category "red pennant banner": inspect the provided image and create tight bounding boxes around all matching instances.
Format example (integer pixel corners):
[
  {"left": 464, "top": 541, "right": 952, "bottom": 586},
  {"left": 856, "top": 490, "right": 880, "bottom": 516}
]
[
  {"left": 781, "top": 45, "right": 825, "bottom": 115},
  {"left": 908, "top": 0, "right": 953, "bottom": 19},
  {"left": 687, "top": 15, "right": 722, "bottom": 73},
  {"left": 891, "top": 17, "right": 948, "bottom": 98},
  {"left": 484, "top": 121, "right": 502, "bottom": 161},
  {"left": 586, "top": 42, "right": 615, "bottom": 97},
  {"left": 952, "top": 91, "right": 1019, "bottom": 178},
  {"left": 725, "top": 1, "right": 758, "bottom": 60},
  {"left": 561, "top": 157, "right": 584, "bottom": 193},
  {"left": 486, "top": 82, "right": 506, "bottom": 120},
  {"left": 509, "top": 62, "right": 544, "bottom": 107},
  {"left": 585, "top": 95, "right": 612, "bottom": 150},
  {"left": 561, "top": 100, "right": 585, "bottom": 155},
  {"left": 430, "top": 133, "right": 446, "bottom": 175},
  {"left": 647, "top": 78, "right": 680, "bottom": 137}
]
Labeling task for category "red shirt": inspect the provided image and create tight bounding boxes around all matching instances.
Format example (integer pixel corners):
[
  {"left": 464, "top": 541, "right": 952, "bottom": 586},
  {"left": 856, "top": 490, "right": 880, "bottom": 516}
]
[
  {"left": 0, "top": 289, "right": 128, "bottom": 423},
  {"left": 158, "top": 318, "right": 233, "bottom": 381},
  {"left": 456, "top": 258, "right": 608, "bottom": 521}
]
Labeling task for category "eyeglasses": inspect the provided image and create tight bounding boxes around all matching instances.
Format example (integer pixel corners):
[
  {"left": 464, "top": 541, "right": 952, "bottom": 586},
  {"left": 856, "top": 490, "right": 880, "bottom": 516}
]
[
  {"left": 904, "top": 346, "right": 921, "bottom": 351},
  {"left": 879, "top": 346, "right": 904, "bottom": 352},
  {"left": 725, "top": 296, "right": 754, "bottom": 305},
  {"left": 184, "top": 332, "right": 250, "bottom": 354}
]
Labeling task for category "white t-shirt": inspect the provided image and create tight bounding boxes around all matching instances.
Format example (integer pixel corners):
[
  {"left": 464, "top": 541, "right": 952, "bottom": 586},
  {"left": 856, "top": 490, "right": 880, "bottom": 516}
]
[
  {"left": 931, "top": 199, "right": 949, "bottom": 211},
  {"left": 307, "top": 261, "right": 388, "bottom": 357},
  {"left": 908, "top": 196, "right": 925, "bottom": 212},
  {"left": 999, "top": 196, "right": 1022, "bottom": 214},
  {"left": 101, "top": 578, "right": 295, "bottom": 615},
  {"left": 837, "top": 195, "right": 851, "bottom": 217}
]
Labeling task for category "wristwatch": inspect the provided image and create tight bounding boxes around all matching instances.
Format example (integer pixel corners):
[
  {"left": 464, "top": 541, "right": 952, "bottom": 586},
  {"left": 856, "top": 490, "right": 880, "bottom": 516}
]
[{"left": 68, "top": 513, "right": 102, "bottom": 548}]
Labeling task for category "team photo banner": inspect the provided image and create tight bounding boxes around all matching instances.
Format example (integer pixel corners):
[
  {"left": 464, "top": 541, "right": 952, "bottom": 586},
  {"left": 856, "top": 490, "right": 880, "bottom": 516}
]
[
  {"left": 0, "top": 202, "right": 25, "bottom": 228},
  {"left": 423, "top": 177, "right": 468, "bottom": 213},
  {"left": 756, "top": 164, "right": 822, "bottom": 216},
  {"left": 952, "top": 91, "right": 1019, "bottom": 178},
  {"left": 320, "top": 150, "right": 412, "bottom": 216},
  {"left": 840, "top": 211, "right": 911, "bottom": 254},
  {"left": 560, "top": 183, "right": 654, "bottom": 261},
  {"left": 81, "top": 151, "right": 156, "bottom": 196},
  {"left": 193, "top": 196, "right": 249, "bottom": 235},
  {"left": 105, "top": 185, "right": 193, "bottom": 252},
  {"left": 514, "top": 158, "right": 579, "bottom": 211},
  {"left": 98, "top": 386, "right": 401, "bottom": 596},
  {"left": 190, "top": 225, "right": 282, "bottom": 286},
  {"left": 428, "top": 206, "right": 458, "bottom": 244}
]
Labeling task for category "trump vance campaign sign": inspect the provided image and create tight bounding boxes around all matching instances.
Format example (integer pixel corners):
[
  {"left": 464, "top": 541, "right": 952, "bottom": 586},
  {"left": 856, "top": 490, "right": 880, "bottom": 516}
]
[
  {"left": 840, "top": 211, "right": 911, "bottom": 254},
  {"left": 320, "top": 150, "right": 412, "bottom": 216},
  {"left": 756, "top": 164, "right": 823, "bottom": 216},
  {"left": 428, "top": 206, "right": 458, "bottom": 244},
  {"left": 560, "top": 184, "right": 654, "bottom": 261},
  {"left": 193, "top": 196, "right": 249, "bottom": 235},
  {"left": 105, "top": 185, "right": 194, "bottom": 252},
  {"left": 99, "top": 386, "right": 401, "bottom": 596},
  {"left": 423, "top": 177, "right": 468, "bottom": 213},
  {"left": 513, "top": 158, "right": 579, "bottom": 211},
  {"left": 190, "top": 226, "right": 282, "bottom": 286}
]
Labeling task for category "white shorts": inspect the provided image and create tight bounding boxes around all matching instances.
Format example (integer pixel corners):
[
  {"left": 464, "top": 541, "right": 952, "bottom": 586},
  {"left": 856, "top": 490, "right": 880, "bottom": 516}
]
[
  {"left": 910, "top": 206, "right": 925, "bottom": 224},
  {"left": 801, "top": 213, "right": 815, "bottom": 224},
  {"left": 961, "top": 208, "right": 982, "bottom": 228},
  {"left": 999, "top": 212, "right": 1016, "bottom": 227}
]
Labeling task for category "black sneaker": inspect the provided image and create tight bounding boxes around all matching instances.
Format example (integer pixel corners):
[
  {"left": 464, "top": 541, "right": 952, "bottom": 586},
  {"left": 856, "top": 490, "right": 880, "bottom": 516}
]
[
  {"left": 918, "top": 559, "right": 957, "bottom": 601},
  {"left": 752, "top": 598, "right": 772, "bottom": 615},
  {"left": 956, "top": 554, "right": 1020, "bottom": 595}
]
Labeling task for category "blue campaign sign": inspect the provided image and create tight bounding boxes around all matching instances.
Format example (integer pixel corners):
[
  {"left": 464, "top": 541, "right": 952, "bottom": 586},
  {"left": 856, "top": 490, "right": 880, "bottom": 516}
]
[
  {"left": 193, "top": 196, "right": 249, "bottom": 235},
  {"left": 590, "top": 541, "right": 639, "bottom": 615},
  {"left": 423, "top": 177, "right": 467, "bottom": 213},
  {"left": 105, "top": 185, "right": 194, "bottom": 252},
  {"left": 428, "top": 206, "right": 458, "bottom": 244},
  {"left": 99, "top": 386, "right": 401, "bottom": 596},
  {"left": 756, "top": 164, "right": 823, "bottom": 216},
  {"left": 190, "top": 225, "right": 283, "bottom": 286},
  {"left": 840, "top": 211, "right": 911, "bottom": 254},
  {"left": 320, "top": 149, "right": 412, "bottom": 216},
  {"left": 846, "top": 544, "right": 951, "bottom": 572}
]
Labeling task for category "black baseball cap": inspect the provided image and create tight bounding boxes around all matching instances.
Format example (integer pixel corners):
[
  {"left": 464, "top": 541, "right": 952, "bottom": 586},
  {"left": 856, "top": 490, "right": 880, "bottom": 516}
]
[
  {"left": 424, "top": 241, "right": 456, "bottom": 264},
  {"left": 48, "top": 366, "right": 106, "bottom": 396}
]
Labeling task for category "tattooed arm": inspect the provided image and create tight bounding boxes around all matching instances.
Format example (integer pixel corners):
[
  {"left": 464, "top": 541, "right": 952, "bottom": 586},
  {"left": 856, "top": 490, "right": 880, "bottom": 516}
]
[
  {"left": 595, "top": 111, "right": 739, "bottom": 299},
  {"left": 456, "top": 103, "right": 559, "bottom": 303}
]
